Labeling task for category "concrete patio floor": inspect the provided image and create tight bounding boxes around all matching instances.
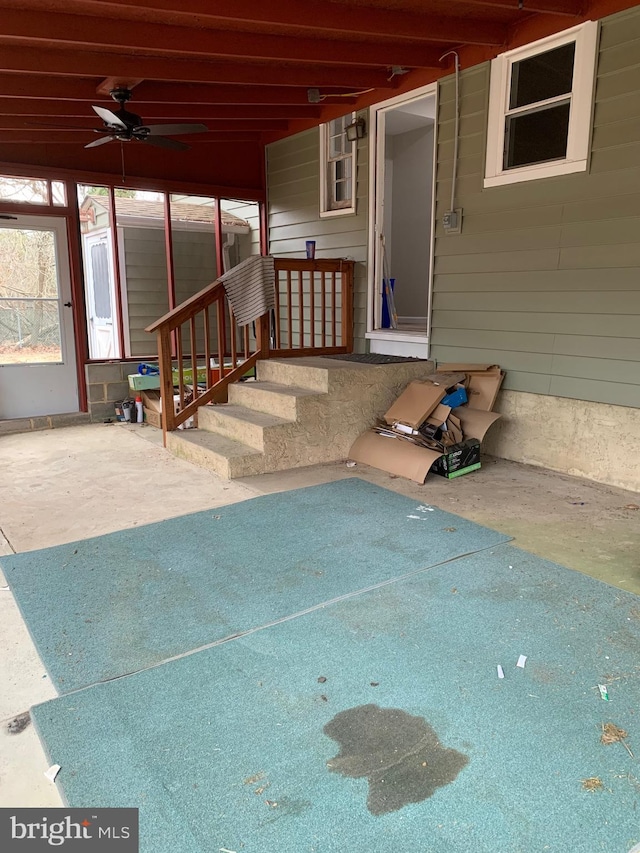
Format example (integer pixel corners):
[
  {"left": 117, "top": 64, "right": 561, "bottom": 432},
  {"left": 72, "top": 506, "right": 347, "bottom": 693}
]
[{"left": 1, "top": 422, "right": 639, "bottom": 809}]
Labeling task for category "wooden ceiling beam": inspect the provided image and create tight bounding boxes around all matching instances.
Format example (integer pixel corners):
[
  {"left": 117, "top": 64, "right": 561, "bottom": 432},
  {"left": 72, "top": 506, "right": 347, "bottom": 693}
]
[
  {"left": 2, "top": 0, "right": 509, "bottom": 45},
  {"left": 0, "top": 47, "right": 394, "bottom": 89},
  {"left": 0, "top": 76, "right": 353, "bottom": 105},
  {"left": 0, "top": 117, "right": 288, "bottom": 131},
  {"left": 0, "top": 130, "right": 263, "bottom": 143},
  {"left": 0, "top": 9, "right": 447, "bottom": 68},
  {"left": 442, "top": 0, "right": 581, "bottom": 14},
  {"left": 0, "top": 100, "right": 323, "bottom": 120}
]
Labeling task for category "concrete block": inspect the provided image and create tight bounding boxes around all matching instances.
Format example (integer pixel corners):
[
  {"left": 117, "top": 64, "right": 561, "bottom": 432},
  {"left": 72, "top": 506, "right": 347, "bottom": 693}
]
[
  {"left": 105, "top": 381, "right": 131, "bottom": 403},
  {"left": 0, "top": 418, "right": 33, "bottom": 435},
  {"left": 30, "top": 417, "right": 51, "bottom": 431},
  {"left": 88, "top": 384, "right": 106, "bottom": 403},
  {"left": 51, "top": 413, "right": 91, "bottom": 428},
  {"left": 90, "top": 401, "right": 118, "bottom": 422},
  {"left": 85, "top": 362, "right": 123, "bottom": 383}
]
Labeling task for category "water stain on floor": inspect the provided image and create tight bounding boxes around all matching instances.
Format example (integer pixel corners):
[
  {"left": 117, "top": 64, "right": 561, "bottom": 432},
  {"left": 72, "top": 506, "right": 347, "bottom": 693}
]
[{"left": 324, "top": 704, "right": 468, "bottom": 815}]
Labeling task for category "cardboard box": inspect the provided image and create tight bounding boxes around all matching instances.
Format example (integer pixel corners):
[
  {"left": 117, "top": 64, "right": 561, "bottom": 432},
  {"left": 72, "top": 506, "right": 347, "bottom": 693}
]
[
  {"left": 143, "top": 407, "right": 162, "bottom": 428},
  {"left": 128, "top": 372, "right": 161, "bottom": 391},
  {"left": 430, "top": 439, "right": 481, "bottom": 479},
  {"left": 173, "top": 366, "right": 208, "bottom": 385},
  {"left": 141, "top": 389, "right": 162, "bottom": 428},
  {"left": 384, "top": 380, "right": 445, "bottom": 429},
  {"left": 441, "top": 386, "right": 467, "bottom": 408},
  {"left": 141, "top": 389, "right": 162, "bottom": 412}
]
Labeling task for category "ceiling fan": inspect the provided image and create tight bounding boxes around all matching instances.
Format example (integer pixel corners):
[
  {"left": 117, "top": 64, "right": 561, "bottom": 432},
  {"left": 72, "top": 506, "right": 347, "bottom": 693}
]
[{"left": 86, "top": 88, "right": 208, "bottom": 151}]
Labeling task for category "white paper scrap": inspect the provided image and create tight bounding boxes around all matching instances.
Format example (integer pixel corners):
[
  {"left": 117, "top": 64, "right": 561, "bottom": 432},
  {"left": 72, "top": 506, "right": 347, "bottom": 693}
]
[
  {"left": 516, "top": 655, "right": 527, "bottom": 669},
  {"left": 497, "top": 665, "right": 505, "bottom": 679},
  {"left": 44, "top": 764, "right": 61, "bottom": 783},
  {"left": 416, "top": 505, "right": 435, "bottom": 513}
]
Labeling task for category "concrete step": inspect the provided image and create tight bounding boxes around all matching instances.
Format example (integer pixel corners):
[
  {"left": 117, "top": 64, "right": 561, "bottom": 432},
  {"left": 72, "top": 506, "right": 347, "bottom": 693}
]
[
  {"left": 198, "top": 403, "right": 294, "bottom": 451},
  {"left": 166, "top": 429, "right": 264, "bottom": 479},
  {"left": 256, "top": 357, "right": 339, "bottom": 392},
  {"left": 228, "top": 380, "right": 323, "bottom": 419}
]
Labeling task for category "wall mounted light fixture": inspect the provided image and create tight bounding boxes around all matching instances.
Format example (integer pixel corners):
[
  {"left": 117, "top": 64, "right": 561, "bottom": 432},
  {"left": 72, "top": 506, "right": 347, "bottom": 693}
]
[{"left": 344, "top": 117, "right": 366, "bottom": 142}]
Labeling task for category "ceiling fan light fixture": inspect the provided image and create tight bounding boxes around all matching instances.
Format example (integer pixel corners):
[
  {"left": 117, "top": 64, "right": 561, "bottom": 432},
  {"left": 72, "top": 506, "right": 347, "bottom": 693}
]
[{"left": 85, "top": 88, "right": 207, "bottom": 152}]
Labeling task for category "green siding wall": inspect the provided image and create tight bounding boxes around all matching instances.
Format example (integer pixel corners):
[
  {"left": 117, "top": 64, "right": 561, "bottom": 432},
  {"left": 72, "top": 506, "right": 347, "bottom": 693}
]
[
  {"left": 431, "top": 6, "right": 640, "bottom": 409},
  {"left": 266, "top": 124, "right": 369, "bottom": 351}
]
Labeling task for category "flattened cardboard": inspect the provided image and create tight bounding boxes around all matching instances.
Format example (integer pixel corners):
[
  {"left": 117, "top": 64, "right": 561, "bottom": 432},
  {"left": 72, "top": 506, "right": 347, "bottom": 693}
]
[
  {"left": 384, "top": 381, "right": 445, "bottom": 429},
  {"left": 429, "top": 372, "right": 467, "bottom": 389},
  {"left": 349, "top": 430, "right": 443, "bottom": 484},
  {"left": 466, "top": 372, "right": 504, "bottom": 412},
  {"left": 426, "top": 403, "right": 451, "bottom": 427},
  {"left": 350, "top": 408, "right": 501, "bottom": 483},
  {"left": 452, "top": 406, "right": 501, "bottom": 441},
  {"left": 437, "top": 363, "right": 501, "bottom": 374}
]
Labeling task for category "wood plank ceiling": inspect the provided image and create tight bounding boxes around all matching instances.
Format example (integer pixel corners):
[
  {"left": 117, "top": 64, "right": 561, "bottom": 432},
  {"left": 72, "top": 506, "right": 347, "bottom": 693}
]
[{"left": 0, "top": 0, "right": 633, "bottom": 188}]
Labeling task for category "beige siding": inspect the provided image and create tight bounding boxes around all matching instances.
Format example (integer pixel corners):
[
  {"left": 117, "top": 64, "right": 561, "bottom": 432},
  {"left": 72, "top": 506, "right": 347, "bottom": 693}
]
[
  {"left": 220, "top": 199, "right": 261, "bottom": 264},
  {"left": 266, "top": 123, "right": 369, "bottom": 351},
  {"left": 430, "top": 6, "right": 640, "bottom": 408},
  {"left": 122, "top": 227, "right": 169, "bottom": 358},
  {"left": 123, "top": 227, "right": 221, "bottom": 358}
]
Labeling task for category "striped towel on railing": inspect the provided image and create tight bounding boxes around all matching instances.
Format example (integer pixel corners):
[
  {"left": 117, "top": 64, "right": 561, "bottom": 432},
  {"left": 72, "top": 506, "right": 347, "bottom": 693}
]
[{"left": 218, "top": 255, "right": 276, "bottom": 326}]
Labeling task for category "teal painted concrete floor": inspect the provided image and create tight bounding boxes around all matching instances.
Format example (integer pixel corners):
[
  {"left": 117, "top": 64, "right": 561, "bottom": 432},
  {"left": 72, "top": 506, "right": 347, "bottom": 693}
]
[{"left": 1, "top": 424, "right": 639, "bottom": 813}]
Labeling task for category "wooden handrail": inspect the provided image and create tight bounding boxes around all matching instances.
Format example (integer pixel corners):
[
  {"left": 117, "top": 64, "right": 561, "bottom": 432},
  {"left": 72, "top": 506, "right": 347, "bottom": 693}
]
[
  {"left": 145, "top": 257, "right": 354, "bottom": 441},
  {"left": 146, "top": 279, "right": 223, "bottom": 334}
]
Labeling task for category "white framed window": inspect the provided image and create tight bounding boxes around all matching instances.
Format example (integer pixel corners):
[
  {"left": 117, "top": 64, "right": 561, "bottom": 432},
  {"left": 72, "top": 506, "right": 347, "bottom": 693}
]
[
  {"left": 484, "top": 21, "right": 598, "bottom": 188},
  {"left": 319, "top": 113, "right": 357, "bottom": 217}
]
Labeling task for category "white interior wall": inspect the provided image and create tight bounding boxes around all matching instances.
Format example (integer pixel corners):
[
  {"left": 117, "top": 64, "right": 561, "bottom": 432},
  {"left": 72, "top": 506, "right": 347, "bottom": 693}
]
[{"left": 388, "top": 124, "right": 434, "bottom": 319}]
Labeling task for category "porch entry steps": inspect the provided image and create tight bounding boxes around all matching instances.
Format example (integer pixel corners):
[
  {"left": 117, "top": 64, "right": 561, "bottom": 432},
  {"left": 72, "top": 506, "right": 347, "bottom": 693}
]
[{"left": 166, "top": 356, "right": 436, "bottom": 479}]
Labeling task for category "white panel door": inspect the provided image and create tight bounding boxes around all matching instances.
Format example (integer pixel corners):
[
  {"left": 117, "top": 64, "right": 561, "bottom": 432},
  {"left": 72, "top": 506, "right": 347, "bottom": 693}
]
[
  {"left": 0, "top": 214, "right": 79, "bottom": 418},
  {"left": 84, "top": 231, "right": 119, "bottom": 360}
]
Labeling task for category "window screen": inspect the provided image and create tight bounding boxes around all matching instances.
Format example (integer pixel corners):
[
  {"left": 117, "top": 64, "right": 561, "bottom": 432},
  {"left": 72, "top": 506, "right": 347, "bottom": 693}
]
[{"left": 90, "top": 242, "right": 111, "bottom": 319}]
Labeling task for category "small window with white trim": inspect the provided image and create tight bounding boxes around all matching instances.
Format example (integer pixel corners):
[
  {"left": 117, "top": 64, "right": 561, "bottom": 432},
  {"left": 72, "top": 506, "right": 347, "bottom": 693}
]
[
  {"left": 319, "top": 113, "right": 356, "bottom": 216},
  {"left": 484, "top": 21, "right": 598, "bottom": 188}
]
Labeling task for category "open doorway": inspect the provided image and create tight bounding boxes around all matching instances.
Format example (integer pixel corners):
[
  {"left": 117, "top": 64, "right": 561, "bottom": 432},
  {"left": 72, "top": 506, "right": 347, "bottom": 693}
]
[{"left": 367, "top": 85, "right": 437, "bottom": 357}]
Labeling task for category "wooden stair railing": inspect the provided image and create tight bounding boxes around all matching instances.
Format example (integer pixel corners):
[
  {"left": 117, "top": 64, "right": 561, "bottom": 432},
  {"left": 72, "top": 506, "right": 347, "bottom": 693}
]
[{"left": 145, "top": 258, "right": 354, "bottom": 440}]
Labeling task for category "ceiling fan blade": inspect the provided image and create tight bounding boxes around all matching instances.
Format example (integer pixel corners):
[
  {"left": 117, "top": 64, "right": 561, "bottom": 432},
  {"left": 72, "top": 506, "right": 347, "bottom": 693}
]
[
  {"left": 142, "top": 135, "right": 189, "bottom": 151},
  {"left": 144, "top": 123, "right": 208, "bottom": 136},
  {"left": 92, "top": 105, "right": 127, "bottom": 129},
  {"left": 85, "top": 135, "right": 115, "bottom": 149}
]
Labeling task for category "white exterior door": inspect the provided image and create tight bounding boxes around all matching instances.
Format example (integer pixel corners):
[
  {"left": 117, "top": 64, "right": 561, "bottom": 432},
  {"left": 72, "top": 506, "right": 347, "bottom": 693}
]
[
  {"left": 84, "top": 231, "right": 119, "bottom": 360},
  {"left": 0, "top": 214, "right": 79, "bottom": 419}
]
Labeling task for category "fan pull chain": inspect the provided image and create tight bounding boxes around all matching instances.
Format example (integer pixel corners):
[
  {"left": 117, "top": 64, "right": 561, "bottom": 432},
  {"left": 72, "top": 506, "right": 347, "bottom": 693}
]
[{"left": 120, "top": 142, "right": 126, "bottom": 184}]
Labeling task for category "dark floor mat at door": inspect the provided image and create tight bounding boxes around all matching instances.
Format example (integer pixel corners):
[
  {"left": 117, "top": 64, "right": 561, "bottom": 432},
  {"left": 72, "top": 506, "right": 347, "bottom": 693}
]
[{"left": 327, "top": 354, "right": 429, "bottom": 364}]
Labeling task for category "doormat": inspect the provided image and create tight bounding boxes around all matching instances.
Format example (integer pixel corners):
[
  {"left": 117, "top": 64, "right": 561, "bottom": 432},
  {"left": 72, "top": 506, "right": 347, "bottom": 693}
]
[
  {"left": 3, "top": 478, "right": 510, "bottom": 693},
  {"left": 32, "top": 544, "right": 640, "bottom": 853},
  {"left": 327, "top": 354, "right": 429, "bottom": 364}
]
